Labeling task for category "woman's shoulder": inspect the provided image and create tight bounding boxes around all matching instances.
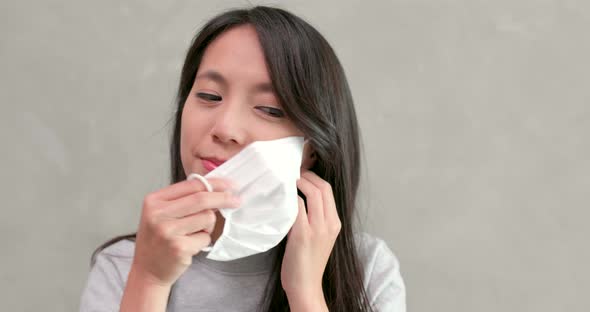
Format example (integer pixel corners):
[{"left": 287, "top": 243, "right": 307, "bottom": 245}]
[
  {"left": 353, "top": 231, "right": 406, "bottom": 311},
  {"left": 81, "top": 238, "right": 136, "bottom": 311},
  {"left": 353, "top": 231, "right": 400, "bottom": 264},
  {"left": 96, "top": 238, "right": 136, "bottom": 260},
  {"left": 87, "top": 238, "right": 135, "bottom": 284}
]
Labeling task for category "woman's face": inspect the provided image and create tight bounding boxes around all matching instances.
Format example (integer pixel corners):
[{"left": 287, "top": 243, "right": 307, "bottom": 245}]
[{"left": 180, "top": 25, "right": 313, "bottom": 177}]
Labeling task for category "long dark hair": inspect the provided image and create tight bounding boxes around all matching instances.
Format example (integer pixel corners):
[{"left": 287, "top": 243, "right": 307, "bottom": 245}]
[{"left": 91, "top": 6, "right": 372, "bottom": 311}]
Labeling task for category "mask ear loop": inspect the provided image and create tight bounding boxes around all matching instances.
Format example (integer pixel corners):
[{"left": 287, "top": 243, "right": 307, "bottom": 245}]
[
  {"left": 187, "top": 173, "right": 213, "bottom": 192},
  {"left": 187, "top": 173, "right": 213, "bottom": 251}
]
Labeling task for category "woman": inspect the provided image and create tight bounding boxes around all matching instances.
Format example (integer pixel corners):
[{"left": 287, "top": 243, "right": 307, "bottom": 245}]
[{"left": 80, "top": 6, "right": 405, "bottom": 312}]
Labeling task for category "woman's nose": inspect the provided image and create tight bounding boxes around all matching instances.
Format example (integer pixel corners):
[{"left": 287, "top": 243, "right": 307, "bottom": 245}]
[{"left": 210, "top": 101, "right": 246, "bottom": 145}]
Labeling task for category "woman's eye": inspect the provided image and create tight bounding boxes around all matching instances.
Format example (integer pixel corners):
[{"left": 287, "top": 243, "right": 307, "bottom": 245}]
[
  {"left": 256, "top": 106, "right": 285, "bottom": 118},
  {"left": 196, "top": 92, "right": 222, "bottom": 102}
]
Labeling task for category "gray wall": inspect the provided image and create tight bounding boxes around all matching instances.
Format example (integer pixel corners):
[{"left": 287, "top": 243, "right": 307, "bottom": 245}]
[{"left": 2, "top": 0, "right": 588, "bottom": 311}]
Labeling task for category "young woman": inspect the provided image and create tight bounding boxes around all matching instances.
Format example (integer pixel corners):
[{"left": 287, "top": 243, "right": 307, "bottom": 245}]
[{"left": 80, "top": 6, "right": 405, "bottom": 312}]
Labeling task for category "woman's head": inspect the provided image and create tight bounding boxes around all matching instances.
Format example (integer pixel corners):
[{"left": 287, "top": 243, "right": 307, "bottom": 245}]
[
  {"left": 171, "top": 7, "right": 360, "bottom": 196},
  {"left": 179, "top": 24, "right": 314, "bottom": 177}
]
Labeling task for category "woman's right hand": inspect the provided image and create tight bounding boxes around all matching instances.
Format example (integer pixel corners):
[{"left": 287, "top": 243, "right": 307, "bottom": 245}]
[{"left": 131, "top": 178, "right": 240, "bottom": 287}]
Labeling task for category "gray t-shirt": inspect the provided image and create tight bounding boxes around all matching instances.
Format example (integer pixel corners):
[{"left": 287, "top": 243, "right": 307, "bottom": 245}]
[{"left": 79, "top": 232, "right": 406, "bottom": 311}]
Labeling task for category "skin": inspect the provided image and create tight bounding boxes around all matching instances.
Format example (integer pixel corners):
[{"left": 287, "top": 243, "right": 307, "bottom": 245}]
[{"left": 121, "top": 25, "right": 341, "bottom": 312}]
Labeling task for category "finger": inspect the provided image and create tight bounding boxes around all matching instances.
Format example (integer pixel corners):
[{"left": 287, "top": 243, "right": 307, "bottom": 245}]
[
  {"left": 287, "top": 196, "right": 307, "bottom": 240},
  {"left": 301, "top": 171, "right": 338, "bottom": 222},
  {"left": 152, "top": 178, "right": 232, "bottom": 201},
  {"left": 170, "top": 209, "right": 217, "bottom": 236},
  {"left": 297, "top": 175, "right": 324, "bottom": 224},
  {"left": 290, "top": 196, "right": 309, "bottom": 234},
  {"left": 163, "top": 191, "right": 240, "bottom": 218},
  {"left": 182, "top": 232, "right": 212, "bottom": 255}
]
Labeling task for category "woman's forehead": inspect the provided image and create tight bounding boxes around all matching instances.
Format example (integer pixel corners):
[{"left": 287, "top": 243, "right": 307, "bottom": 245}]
[{"left": 198, "top": 25, "right": 272, "bottom": 87}]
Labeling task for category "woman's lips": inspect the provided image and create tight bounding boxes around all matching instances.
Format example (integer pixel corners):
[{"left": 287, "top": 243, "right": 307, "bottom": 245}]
[{"left": 201, "top": 158, "right": 223, "bottom": 172}]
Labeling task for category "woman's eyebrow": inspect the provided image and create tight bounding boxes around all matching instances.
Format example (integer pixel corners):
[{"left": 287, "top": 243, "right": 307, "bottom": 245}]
[
  {"left": 253, "top": 82, "right": 274, "bottom": 94},
  {"left": 195, "top": 70, "right": 228, "bottom": 87},
  {"left": 195, "top": 69, "right": 275, "bottom": 94}
]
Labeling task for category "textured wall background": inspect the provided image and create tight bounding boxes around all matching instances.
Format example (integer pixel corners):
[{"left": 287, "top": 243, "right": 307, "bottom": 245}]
[{"left": 1, "top": 0, "right": 588, "bottom": 311}]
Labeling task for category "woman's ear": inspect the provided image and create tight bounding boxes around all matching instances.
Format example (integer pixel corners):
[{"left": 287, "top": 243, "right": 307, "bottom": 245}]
[{"left": 301, "top": 143, "right": 317, "bottom": 170}]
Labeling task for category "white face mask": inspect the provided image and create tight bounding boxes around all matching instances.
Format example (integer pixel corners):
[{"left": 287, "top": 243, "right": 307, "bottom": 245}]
[{"left": 187, "top": 136, "right": 306, "bottom": 261}]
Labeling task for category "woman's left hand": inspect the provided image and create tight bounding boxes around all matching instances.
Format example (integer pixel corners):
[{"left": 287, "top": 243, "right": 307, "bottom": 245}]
[{"left": 281, "top": 171, "right": 342, "bottom": 311}]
